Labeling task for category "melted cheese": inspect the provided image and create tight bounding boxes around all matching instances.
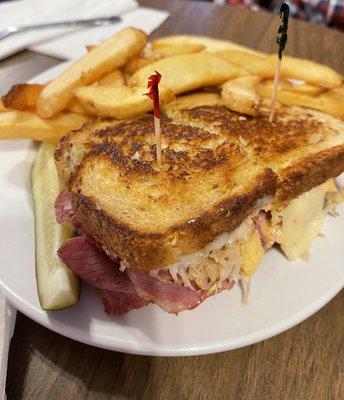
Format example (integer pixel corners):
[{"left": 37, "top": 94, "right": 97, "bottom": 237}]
[
  {"left": 151, "top": 217, "right": 263, "bottom": 294},
  {"left": 275, "top": 180, "right": 336, "bottom": 260},
  {"left": 240, "top": 230, "right": 264, "bottom": 276},
  {"left": 145, "top": 180, "right": 343, "bottom": 295}
]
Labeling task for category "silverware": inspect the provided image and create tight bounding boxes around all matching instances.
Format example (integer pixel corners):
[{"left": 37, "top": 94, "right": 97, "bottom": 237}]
[
  {"left": 0, "top": 16, "right": 122, "bottom": 40},
  {"left": 0, "top": 296, "right": 16, "bottom": 400}
]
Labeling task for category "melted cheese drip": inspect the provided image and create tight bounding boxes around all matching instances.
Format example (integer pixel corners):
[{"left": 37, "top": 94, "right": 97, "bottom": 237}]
[
  {"left": 276, "top": 180, "right": 337, "bottom": 260},
  {"left": 145, "top": 180, "right": 343, "bottom": 295},
  {"left": 240, "top": 229, "right": 264, "bottom": 276}
]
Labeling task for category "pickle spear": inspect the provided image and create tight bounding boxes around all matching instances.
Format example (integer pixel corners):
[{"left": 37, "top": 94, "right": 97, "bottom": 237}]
[{"left": 32, "top": 142, "right": 79, "bottom": 310}]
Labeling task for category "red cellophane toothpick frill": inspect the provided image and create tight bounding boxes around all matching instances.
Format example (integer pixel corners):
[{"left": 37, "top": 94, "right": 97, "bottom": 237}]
[{"left": 145, "top": 71, "right": 162, "bottom": 166}]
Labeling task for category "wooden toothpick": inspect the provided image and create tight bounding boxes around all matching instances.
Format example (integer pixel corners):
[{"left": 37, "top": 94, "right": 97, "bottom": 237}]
[
  {"left": 145, "top": 71, "right": 162, "bottom": 167},
  {"left": 269, "top": 2, "right": 289, "bottom": 123}
]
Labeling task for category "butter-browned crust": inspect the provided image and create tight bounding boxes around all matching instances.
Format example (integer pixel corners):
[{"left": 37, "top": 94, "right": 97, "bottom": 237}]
[
  {"left": 71, "top": 168, "right": 275, "bottom": 271},
  {"left": 55, "top": 114, "right": 276, "bottom": 270},
  {"left": 55, "top": 104, "right": 344, "bottom": 271},
  {"left": 169, "top": 105, "right": 344, "bottom": 204},
  {"left": 277, "top": 144, "right": 344, "bottom": 203}
]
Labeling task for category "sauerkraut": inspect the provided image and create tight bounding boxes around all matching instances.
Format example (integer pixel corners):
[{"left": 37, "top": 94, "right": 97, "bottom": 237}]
[{"left": 150, "top": 217, "right": 264, "bottom": 295}]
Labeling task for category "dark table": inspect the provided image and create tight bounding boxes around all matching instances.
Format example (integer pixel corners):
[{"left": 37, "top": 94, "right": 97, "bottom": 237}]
[{"left": 2, "top": 1, "right": 343, "bottom": 399}]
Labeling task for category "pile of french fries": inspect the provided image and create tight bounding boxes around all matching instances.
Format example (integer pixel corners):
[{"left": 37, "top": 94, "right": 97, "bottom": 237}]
[{"left": 1, "top": 27, "right": 343, "bottom": 142}]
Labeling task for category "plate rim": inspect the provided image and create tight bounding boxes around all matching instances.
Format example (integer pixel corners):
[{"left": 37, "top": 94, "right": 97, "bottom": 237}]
[
  {"left": 0, "top": 62, "right": 343, "bottom": 356},
  {"left": 0, "top": 277, "right": 342, "bottom": 356}
]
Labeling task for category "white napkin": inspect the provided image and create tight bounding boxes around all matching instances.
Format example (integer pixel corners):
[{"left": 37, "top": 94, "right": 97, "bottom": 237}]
[
  {"left": 0, "top": 0, "right": 138, "bottom": 60},
  {"left": 0, "top": 296, "right": 16, "bottom": 400},
  {"left": 31, "top": 7, "right": 170, "bottom": 60}
]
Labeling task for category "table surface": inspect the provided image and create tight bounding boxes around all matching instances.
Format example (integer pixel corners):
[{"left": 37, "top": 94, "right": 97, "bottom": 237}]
[{"left": 1, "top": 0, "right": 343, "bottom": 399}]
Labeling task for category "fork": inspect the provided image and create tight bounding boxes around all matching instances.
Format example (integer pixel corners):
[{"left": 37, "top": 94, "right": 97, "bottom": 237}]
[{"left": 0, "top": 15, "right": 122, "bottom": 40}]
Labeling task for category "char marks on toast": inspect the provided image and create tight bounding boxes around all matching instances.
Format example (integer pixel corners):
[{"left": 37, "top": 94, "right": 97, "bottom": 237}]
[
  {"left": 55, "top": 114, "right": 277, "bottom": 271},
  {"left": 167, "top": 105, "right": 344, "bottom": 204},
  {"left": 55, "top": 104, "right": 344, "bottom": 270}
]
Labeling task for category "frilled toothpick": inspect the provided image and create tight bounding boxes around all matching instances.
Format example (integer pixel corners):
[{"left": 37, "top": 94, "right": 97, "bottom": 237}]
[
  {"left": 269, "top": 3, "right": 289, "bottom": 123},
  {"left": 145, "top": 71, "right": 162, "bottom": 167}
]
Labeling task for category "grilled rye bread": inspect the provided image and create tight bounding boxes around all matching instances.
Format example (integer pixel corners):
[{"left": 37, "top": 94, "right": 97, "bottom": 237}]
[
  {"left": 166, "top": 105, "right": 344, "bottom": 205},
  {"left": 55, "top": 115, "right": 277, "bottom": 271},
  {"left": 55, "top": 105, "right": 344, "bottom": 271}
]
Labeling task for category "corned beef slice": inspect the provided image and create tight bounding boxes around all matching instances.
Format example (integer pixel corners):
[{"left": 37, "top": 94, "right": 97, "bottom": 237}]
[
  {"left": 55, "top": 189, "right": 74, "bottom": 224},
  {"left": 57, "top": 236, "right": 147, "bottom": 314},
  {"left": 58, "top": 236, "right": 135, "bottom": 293},
  {"left": 127, "top": 270, "right": 203, "bottom": 314},
  {"left": 56, "top": 191, "right": 209, "bottom": 315},
  {"left": 101, "top": 289, "right": 147, "bottom": 315}
]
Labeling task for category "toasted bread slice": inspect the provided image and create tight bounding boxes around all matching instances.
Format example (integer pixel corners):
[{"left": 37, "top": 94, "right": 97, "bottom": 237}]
[
  {"left": 166, "top": 105, "right": 344, "bottom": 204},
  {"left": 55, "top": 116, "right": 277, "bottom": 271},
  {"left": 55, "top": 105, "right": 344, "bottom": 271}
]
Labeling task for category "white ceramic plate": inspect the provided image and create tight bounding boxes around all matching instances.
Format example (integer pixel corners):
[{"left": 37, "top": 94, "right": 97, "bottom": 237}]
[{"left": 0, "top": 64, "right": 343, "bottom": 356}]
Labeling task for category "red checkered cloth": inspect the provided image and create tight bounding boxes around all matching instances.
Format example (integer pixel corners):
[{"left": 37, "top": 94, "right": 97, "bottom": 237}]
[{"left": 224, "top": 0, "right": 344, "bottom": 31}]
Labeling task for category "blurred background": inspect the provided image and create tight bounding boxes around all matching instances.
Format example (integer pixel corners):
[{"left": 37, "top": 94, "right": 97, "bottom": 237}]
[
  {"left": 0, "top": 0, "right": 343, "bottom": 31},
  {"left": 200, "top": 0, "right": 344, "bottom": 31}
]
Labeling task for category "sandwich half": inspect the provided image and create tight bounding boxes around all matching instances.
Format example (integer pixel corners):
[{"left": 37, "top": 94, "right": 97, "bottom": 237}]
[{"left": 55, "top": 104, "right": 344, "bottom": 314}]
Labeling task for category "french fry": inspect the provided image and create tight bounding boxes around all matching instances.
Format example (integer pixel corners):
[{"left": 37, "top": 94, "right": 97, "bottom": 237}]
[
  {"left": 141, "top": 42, "right": 157, "bottom": 59},
  {"left": 152, "top": 35, "right": 264, "bottom": 56},
  {"left": 215, "top": 66, "right": 251, "bottom": 82},
  {"left": 129, "top": 53, "right": 233, "bottom": 95},
  {"left": 272, "top": 55, "right": 342, "bottom": 89},
  {"left": 215, "top": 50, "right": 270, "bottom": 77},
  {"left": 213, "top": 57, "right": 250, "bottom": 79},
  {"left": 153, "top": 44, "right": 205, "bottom": 58},
  {"left": 123, "top": 44, "right": 205, "bottom": 77},
  {"left": 2, "top": 83, "right": 90, "bottom": 116},
  {"left": 203, "top": 49, "right": 251, "bottom": 78},
  {"left": 319, "top": 86, "right": 344, "bottom": 105},
  {"left": 37, "top": 28, "right": 147, "bottom": 118},
  {"left": 0, "top": 110, "right": 89, "bottom": 142},
  {"left": 122, "top": 56, "right": 154, "bottom": 75},
  {"left": 2, "top": 83, "right": 43, "bottom": 111},
  {"left": 280, "top": 90, "right": 344, "bottom": 118},
  {"left": 86, "top": 44, "right": 97, "bottom": 52},
  {"left": 0, "top": 101, "right": 8, "bottom": 112},
  {"left": 287, "top": 80, "right": 324, "bottom": 96},
  {"left": 75, "top": 85, "right": 175, "bottom": 119},
  {"left": 163, "top": 92, "right": 222, "bottom": 111},
  {"left": 259, "top": 79, "right": 324, "bottom": 97},
  {"left": 258, "top": 84, "right": 344, "bottom": 118},
  {"left": 65, "top": 98, "right": 90, "bottom": 115},
  {"left": 258, "top": 80, "right": 280, "bottom": 99},
  {"left": 216, "top": 50, "right": 342, "bottom": 89},
  {"left": 221, "top": 76, "right": 262, "bottom": 116},
  {"left": 96, "top": 69, "right": 125, "bottom": 87},
  {"left": 317, "top": 87, "right": 344, "bottom": 119}
]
